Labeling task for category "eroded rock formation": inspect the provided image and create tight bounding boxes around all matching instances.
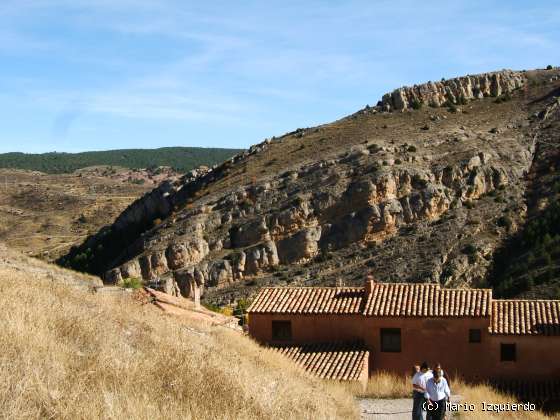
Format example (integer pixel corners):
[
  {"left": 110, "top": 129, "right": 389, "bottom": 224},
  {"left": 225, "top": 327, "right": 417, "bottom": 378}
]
[
  {"left": 60, "top": 68, "right": 560, "bottom": 305},
  {"left": 381, "top": 70, "right": 525, "bottom": 111}
]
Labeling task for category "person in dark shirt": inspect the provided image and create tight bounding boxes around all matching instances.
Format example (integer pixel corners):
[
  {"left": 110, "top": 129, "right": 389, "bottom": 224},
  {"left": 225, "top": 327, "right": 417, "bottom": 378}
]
[
  {"left": 411, "top": 364, "right": 420, "bottom": 378},
  {"left": 434, "top": 362, "right": 450, "bottom": 386}
]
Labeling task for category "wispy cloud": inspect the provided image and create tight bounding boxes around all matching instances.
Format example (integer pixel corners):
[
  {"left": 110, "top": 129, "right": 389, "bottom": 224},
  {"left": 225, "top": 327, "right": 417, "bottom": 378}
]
[
  {"left": 29, "top": 86, "right": 253, "bottom": 125},
  {"left": 0, "top": 0, "right": 559, "bottom": 152}
]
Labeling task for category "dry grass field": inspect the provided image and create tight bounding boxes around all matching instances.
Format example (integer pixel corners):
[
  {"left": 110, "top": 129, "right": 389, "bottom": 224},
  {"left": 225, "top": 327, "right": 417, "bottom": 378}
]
[
  {"left": 0, "top": 246, "right": 357, "bottom": 420},
  {"left": 2, "top": 244, "right": 560, "bottom": 419},
  {"left": 345, "top": 372, "right": 411, "bottom": 400},
  {"left": 345, "top": 372, "right": 559, "bottom": 419},
  {"left": 452, "top": 382, "right": 558, "bottom": 419},
  {"left": 0, "top": 168, "right": 156, "bottom": 260}
]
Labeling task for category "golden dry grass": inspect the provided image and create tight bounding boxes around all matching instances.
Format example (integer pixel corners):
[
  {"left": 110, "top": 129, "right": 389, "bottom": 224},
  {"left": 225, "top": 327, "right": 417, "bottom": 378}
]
[
  {"left": 0, "top": 250, "right": 358, "bottom": 420},
  {"left": 343, "top": 371, "right": 411, "bottom": 399},
  {"left": 453, "top": 380, "right": 559, "bottom": 420},
  {"left": 341, "top": 371, "right": 558, "bottom": 419}
]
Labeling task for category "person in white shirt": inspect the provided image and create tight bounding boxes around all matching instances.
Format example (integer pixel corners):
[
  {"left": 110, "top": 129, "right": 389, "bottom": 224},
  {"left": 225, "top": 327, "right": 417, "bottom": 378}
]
[
  {"left": 424, "top": 368, "right": 451, "bottom": 420},
  {"left": 411, "top": 362, "right": 433, "bottom": 420}
]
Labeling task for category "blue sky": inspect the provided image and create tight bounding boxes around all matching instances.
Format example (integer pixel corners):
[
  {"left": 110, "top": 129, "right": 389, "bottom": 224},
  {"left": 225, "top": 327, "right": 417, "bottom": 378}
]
[{"left": 0, "top": 1, "right": 558, "bottom": 153}]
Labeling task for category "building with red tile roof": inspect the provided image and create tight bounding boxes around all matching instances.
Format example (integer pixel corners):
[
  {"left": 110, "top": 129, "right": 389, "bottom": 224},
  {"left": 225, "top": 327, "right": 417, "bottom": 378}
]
[
  {"left": 248, "top": 277, "right": 560, "bottom": 386},
  {"left": 272, "top": 341, "right": 369, "bottom": 383}
]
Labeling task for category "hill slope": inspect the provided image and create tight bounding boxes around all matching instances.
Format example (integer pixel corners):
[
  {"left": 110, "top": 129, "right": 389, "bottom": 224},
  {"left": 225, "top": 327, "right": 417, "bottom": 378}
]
[
  {"left": 59, "top": 68, "right": 560, "bottom": 306},
  {"left": 0, "top": 168, "right": 156, "bottom": 260},
  {"left": 0, "top": 244, "right": 356, "bottom": 419},
  {"left": 0, "top": 147, "right": 242, "bottom": 174}
]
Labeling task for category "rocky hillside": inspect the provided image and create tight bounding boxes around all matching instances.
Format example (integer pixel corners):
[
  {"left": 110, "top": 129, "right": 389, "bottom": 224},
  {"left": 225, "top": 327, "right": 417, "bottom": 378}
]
[{"left": 59, "top": 67, "right": 560, "bottom": 306}]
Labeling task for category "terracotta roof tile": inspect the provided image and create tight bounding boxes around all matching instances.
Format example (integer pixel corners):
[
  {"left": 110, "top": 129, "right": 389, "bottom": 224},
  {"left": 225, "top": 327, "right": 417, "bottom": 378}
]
[
  {"left": 363, "top": 283, "right": 491, "bottom": 317},
  {"left": 271, "top": 342, "right": 368, "bottom": 381},
  {"left": 248, "top": 283, "right": 493, "bottom": 317},
  {"left": 249, "top": 284, "right": 560, "bottom": 336},
  {"left": 247, "top": 287, "right": 364, "bottom": 314},
  {"left": 490, "top": 300, "right": 560, "bottom": 335}
]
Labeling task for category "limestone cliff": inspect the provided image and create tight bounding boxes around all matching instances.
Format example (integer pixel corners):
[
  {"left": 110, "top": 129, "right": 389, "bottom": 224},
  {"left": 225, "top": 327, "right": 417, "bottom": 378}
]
[
  {"left": 59, "top": 67, "right": 560, "bottom": 305},
  {"left": 380, "top": 69, "right": 525, "bottom": 111}
]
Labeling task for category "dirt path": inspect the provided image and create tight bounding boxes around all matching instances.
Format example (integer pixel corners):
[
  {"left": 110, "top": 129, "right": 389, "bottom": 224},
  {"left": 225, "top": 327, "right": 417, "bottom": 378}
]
[
  {"left": 360, "top": 398, "right": 412, "bottom": 420},
  {"left": 360, "top": 396, "right": 462, "bottom": 419}
]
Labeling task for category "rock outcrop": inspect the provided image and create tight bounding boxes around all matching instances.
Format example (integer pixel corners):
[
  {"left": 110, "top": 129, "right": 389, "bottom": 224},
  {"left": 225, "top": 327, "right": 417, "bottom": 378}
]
[
  {"left": 59, "top": 67, "right": 560, "bottom": 305},
  {"left": 104, "top": 146, "right": 525, "bottom": 296},
  {"left": 277, "top": 227, "right": 322, "bottom": 264},
  {"left": 381, "top": 70, "right": 525, "bottom": 111}
]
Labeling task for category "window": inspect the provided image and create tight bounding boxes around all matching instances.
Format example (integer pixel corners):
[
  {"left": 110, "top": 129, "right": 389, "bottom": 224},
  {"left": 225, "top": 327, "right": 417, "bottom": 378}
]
[
  {"left": 500, "top": 343, "right": 516, "bottom": 362},
  {"left": 272, "top": 321, "right": 292, "bottom": 341},
  {"left": 381, "top": 328, "right": 401, "bottom": 352},
  {"left": 469, "top": 329, "right": 481, "bottom": 343}
]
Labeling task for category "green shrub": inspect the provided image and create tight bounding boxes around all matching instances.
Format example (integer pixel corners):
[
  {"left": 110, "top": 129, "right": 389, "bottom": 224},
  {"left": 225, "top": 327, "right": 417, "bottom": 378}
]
[
  {"left": 233, "top": 298, "right": 251, "bottom": 316},
  {"left": 462, "top": 244, "right": 477, "bottom": 255},
  {"left": 119, "top": 277, "right": 143, "bottom": 289},
  {"left": 411, "top": 99, "right": 423, "bottom": 110},
  {"left": 445, "top": 102, "right": 458, "bottom": 113},
  {"left": 412, "top": 175, "right": 428, "bottom": 189},
  {"left": 367, "top": 143, "right": 382, "bottom": 153},
  {"left": 407, "top": 145, "right": 417, "bottom": 153},
  {"left": 203, "top": 302, "right": 222, "bottom": 313},
  {"left": 497, "top": 215, "right": 513, "bottom": 228},
  {"left": 494, "top": 92, "right": 512, "bottom": 104},
  {"left": 457, "top": 95, "right": 468, "bottom": 105},
  {"left": 546, "top": 65, "right": 553, "bottom": 70}
]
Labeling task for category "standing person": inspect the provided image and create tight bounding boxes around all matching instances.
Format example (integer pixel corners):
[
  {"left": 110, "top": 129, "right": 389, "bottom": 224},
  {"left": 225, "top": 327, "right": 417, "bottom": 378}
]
[
  {"left": 424, "top": 369, "right": 451, "bottom": 420},
  {"left": 412, "top": 362, "right": 432, "bottom": 420},
  {"left": 434, "top": 363, "right": 450, "bottom": 386}
]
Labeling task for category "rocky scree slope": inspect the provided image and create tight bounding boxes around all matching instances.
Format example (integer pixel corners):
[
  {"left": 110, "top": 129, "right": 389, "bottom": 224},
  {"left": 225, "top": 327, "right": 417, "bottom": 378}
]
[{"left": 59, "top": 68, "right": 560, "bottom": 306}]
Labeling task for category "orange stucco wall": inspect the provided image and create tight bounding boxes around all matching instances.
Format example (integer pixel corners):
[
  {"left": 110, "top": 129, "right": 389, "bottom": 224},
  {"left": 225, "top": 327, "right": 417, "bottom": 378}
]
[
  {"left": 248, "top": 313, "right": 560, "bottom": 381},
  {"left": 483, "top": 334, "right": 560, "bottom": 379},
  {"left": 359, "top": 354, "right": 369, "bottom": 387}
]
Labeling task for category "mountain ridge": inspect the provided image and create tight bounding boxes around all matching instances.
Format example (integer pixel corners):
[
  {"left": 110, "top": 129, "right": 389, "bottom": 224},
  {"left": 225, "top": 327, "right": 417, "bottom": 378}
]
[
  {"left": 58, "top": 67, "right": 560, "bottom": 306},
  {"left": 0, "top": 146, "right": 242, "bottom": 174}
]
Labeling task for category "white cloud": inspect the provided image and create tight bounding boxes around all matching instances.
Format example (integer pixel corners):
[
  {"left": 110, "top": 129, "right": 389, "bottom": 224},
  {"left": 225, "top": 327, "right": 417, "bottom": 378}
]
[{"left": 26, "top": 85, "right": 253, "bottom": 125}]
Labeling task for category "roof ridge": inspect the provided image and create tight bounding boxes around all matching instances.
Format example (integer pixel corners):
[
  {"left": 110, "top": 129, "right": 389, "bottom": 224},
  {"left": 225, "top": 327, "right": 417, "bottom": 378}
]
[
  {"left": 271, "top": 340, "right": 366, "bottom": 346},
  {"left": 493, "top": 299, "right": 560, "bottom": 302},
  {"left": 259, "top": 286, "right": 364, "bottom": 290},
  {"left": 258, "top": 283, "right": 496, "bottom": 290}
]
